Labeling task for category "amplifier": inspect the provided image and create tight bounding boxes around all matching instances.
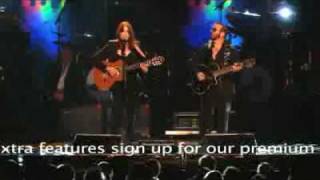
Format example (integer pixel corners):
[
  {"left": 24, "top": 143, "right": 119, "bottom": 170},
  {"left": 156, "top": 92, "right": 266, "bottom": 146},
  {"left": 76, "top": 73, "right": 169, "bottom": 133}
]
[
  {"left": 58, "top": 105, "right": 102, "bottom": 140},
  {"left": 173, "top": 112, "right": 199, "bottom": 129}
]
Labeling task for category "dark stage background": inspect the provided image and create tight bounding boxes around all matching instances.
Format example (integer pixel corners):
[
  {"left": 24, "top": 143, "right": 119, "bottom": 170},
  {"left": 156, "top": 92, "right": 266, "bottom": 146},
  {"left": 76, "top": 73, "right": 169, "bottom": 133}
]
[{"left": 0, "top": 0, "right": 319, "bottom": 144}]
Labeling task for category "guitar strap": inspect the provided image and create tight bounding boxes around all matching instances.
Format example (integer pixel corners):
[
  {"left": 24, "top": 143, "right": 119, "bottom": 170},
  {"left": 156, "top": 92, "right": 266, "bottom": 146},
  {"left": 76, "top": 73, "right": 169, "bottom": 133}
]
[
  {"left": 223, "top": 42, "right": 232, "bottom": 66},
  {"left": 134, "top": 44, "right": 146, "bottom": 58}
]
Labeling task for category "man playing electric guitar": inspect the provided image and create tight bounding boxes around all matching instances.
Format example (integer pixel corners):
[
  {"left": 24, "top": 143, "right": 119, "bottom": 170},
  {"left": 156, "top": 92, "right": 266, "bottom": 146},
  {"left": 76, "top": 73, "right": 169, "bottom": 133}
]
[{"left": 192, "top": 22, "right": 242, "bottom": 134}]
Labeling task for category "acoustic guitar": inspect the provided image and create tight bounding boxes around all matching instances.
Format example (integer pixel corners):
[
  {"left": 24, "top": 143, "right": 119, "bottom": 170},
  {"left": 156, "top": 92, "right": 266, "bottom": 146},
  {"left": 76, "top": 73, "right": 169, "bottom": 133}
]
[{"left": 88, "top": 56, "right": 165, "bottom": 91}]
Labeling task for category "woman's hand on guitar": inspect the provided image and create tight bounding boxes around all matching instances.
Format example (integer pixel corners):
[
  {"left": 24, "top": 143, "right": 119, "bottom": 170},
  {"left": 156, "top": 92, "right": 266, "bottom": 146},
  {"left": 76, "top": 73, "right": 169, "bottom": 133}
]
[
  {"left": 102, "top": 58, "right": 109, "bottom": 66},
  {"left": 197, "top": 72, "right": 206, "bottom": 81},
  {"left": 140, "top": 63, "right": 149, "bottom": 73},
  {"left": 231, "top": 63, "right": 243, "bottom": 72},
  {"left": 53, "top": 91, "right": 64, "bottom": 102},
  {"left": 106, "top": 66, "right": 120, "bottom": 77}
]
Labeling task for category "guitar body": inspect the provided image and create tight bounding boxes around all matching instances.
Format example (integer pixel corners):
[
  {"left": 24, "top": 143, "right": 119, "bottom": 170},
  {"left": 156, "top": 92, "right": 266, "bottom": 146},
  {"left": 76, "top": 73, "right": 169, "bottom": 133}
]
[
  {"left": 191, "top": 58, "right": 256, "bottom": 95},
  {"left": 92, "top": 60, "right": 124, "bottom": 91},
  {"left": 206, "top": 62, "right": 222, "bottom": 85},
  {"left": 191, "top": 64, "right": 220, "bottom": 96},
  {"left": 88, "top": 55, "right": 165, "bottom": 91}
]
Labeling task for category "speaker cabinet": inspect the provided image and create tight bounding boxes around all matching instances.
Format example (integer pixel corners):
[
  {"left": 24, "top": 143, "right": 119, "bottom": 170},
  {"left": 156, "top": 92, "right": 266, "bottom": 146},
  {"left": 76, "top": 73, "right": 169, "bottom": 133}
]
[{"left": 59, "top": 105, "right": 102, "bottom": 140}]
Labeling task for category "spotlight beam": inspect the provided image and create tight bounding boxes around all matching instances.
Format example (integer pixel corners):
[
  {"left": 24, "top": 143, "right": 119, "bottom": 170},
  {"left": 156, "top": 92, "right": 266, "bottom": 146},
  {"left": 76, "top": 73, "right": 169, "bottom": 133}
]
[{"left": 277, "top": 7, "right": 294, "bottom": 19}]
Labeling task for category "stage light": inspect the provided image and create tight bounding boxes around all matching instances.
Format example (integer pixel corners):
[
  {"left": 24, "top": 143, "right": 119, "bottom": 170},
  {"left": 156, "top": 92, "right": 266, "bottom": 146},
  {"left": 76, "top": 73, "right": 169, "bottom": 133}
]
[
  {"left": 0, "top": 6, "right": 6, "bottom": 13},
  {"left": 277, "top": 6, "right": 294, "bottom": 20},
  {"left": 243, "top": 10, "right": 261, "bottom": 17},
  {"left": 41, "top": 0, "right": 47, "bottom": 6},
  {"left": 83, "top": 32, "right": 95, "bottom": 38},
  {"left": 30, "top": 0, "right": 36, "bottom": 7},
  {"left": 194, "top": 0, "right": 201, "bottom": 6}
]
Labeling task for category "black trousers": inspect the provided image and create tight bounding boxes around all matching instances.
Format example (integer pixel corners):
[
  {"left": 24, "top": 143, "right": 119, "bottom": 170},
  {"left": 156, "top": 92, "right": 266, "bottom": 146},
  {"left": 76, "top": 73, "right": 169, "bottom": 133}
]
[
  {"left": 111, "top": 83, "right": 138, "bottom": 138},
  {"left": 199, "top": 81, "right": 233, "bottom": 134},
  {"left": 87, "top": 86, "right": 112, "bottom": 133}
]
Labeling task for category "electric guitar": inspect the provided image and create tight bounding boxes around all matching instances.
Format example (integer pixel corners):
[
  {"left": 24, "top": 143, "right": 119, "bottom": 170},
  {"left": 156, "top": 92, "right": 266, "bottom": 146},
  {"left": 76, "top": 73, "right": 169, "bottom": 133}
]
[
  {"left": 191, "top": 58, "right": 256, "bottom": 95},
  {"left": 88, "top": 56, "right": 165, "bottom": 91}
]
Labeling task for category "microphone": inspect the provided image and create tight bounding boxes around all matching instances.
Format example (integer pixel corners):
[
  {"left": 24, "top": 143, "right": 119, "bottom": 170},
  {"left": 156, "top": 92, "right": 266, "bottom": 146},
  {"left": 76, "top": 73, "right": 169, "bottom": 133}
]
[
  {"left": 208, "top": 40, "right": 214, "bottom": 49},
  {"left": 120, "top": 40, "right": 127, "bottom": 56},
  {"left": 119, "top": 34, "right": 129, "bottom": 56}
]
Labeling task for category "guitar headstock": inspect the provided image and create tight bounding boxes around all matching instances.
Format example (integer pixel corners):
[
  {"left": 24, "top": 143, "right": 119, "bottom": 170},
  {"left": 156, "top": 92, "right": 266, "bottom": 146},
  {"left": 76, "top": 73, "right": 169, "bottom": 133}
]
[{"left": 149, "top": 56, "right": 165, "bottom": 66}]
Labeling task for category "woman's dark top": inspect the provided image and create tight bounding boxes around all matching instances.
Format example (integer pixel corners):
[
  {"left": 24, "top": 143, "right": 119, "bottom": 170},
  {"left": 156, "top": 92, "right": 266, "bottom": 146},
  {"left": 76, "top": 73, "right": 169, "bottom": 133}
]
[{"left": 92, "top": 40, "right": 145, "bottom": 95}]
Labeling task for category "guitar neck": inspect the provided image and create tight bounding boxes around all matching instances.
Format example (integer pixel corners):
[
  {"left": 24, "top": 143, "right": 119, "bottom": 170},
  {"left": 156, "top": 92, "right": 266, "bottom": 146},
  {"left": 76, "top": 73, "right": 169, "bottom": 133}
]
[
  {"left": 125, "top": 59, "right": 154, "bottom": 71},
  {"left": 212, "top": 66, "right": 234, "bottom": 78},
  {"left": 125, "top": 63, "right": 141, "bottom": 71}
]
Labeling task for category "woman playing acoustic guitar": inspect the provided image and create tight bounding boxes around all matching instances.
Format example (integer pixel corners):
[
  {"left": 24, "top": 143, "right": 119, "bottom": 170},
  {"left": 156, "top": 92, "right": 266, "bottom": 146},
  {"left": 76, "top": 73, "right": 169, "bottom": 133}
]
[{"left": 89, "top": 21, "right": 149, "bottom": 139}]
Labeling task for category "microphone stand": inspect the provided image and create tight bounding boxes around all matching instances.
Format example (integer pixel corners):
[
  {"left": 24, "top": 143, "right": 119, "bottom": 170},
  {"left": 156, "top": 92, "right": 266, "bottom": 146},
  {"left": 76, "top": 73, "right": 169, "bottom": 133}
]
[
  {"left": 55, "top": 2, "right": 68, "bottom": 62},
  {"left": 120, "top": 40, "right": 128, "bottom": 91},
  {"left": 120, "top": 40, "right": 128, "bottom": 92}
]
